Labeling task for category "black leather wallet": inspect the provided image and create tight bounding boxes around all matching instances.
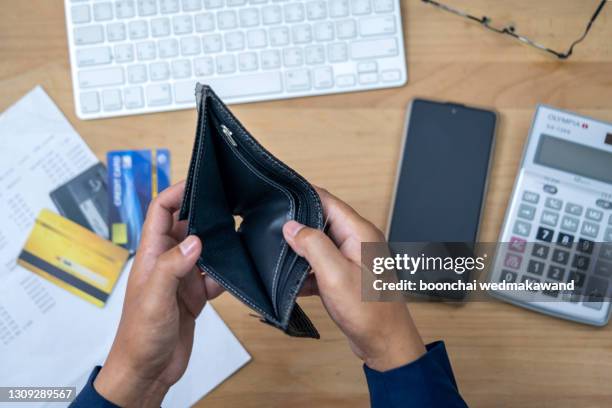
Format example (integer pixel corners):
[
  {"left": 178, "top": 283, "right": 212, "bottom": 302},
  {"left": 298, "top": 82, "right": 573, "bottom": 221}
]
[{"left": 179, "top": 84, "right": 323, "bottom": 338}]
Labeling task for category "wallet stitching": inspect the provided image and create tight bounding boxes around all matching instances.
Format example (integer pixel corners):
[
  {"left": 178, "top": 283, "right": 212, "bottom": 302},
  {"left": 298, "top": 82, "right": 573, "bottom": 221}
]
[{"left": 209, "top": 96, "right": 325, "bottom": 325}]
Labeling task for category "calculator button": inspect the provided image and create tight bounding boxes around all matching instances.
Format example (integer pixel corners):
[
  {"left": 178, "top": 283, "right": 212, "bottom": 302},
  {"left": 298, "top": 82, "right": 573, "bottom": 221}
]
[
  {"left": 509, "top": 236, "right": 526, "bottom": 253},
  {"left": 522, "top": 191, "right": 539, "bottom": 204},
  {"left": 572, "top": 254, "right": 590, "bottom": 270},
  {"left": 600, "top": 244, "right": 612, "bottom": 261},
  {"left": 543, "top": 184, "right": 557, "bottom": 195},
  {"left": 565, "top": 203, "right": 583, "bottom": 216},
  {"left": 556, "top": 232, "right": 574, "bottom": 248},
  {"left": 577, "top": 238, "right": 594, "bottom": 254},
  {"left": 527, "top": 260, "right": 545, "bottom": 275},
  {"left": 560, "top": 216, "right": 579, "bottom": 232},
  {"left": 596, "top": 199, "right": 612, "bottom": 210},
  {"left": 595, "top": 261, "right": 612, "bottom": 278},
  {"left": 521, "top": 275, "right": 540, "bottom": 291},
  {"left": 540, "top": 211, "right": 559, "bottom": 227},
  {"left": 580, "top": 221, "right": 599, "bottom": 238},
  {"left": 585, "top": 208, "right": 603, "bottom": 222},
  {"left": 542, "top": 284, "right": 559, "bottom": 298},
  {"left": 500, "top": 270, "right": 517, "bottom": 283},
  {"left": 584, "top": 276, "right": 608, "bottom": 310},
  {"left": 604, "top": 227, "right": 612, "bottom": 242},
  {"left": 504, "top": 253, "right": 522, "bottom": 269},
  {"left": 547, "top": 265, "right": 565, "bottom": 281},
  {"left": 568, "top": 271, "right": 586, "bottom": 287},
  {"left": 552, "top": 249, "right": 570, "bottom": 265},
  {"left": 517, "top": 204, "right": 536, "bottom": 220},
  {"left": 531, "top": 243, "right": 549, "bottom": 259},
  {"left": 536, "top": 226, "right": 554, "bottom": 242},
  {"left": 513, "top": 221, "right": 531, "bottom": 237},
  {"left": 545, "top": 197, "right": 563, "bottom": 210}
]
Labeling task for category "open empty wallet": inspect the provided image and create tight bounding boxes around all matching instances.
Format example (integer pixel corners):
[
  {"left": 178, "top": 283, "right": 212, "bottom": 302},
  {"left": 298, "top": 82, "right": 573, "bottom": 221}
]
[{"left": 179, "top": 84, "right": 324, "bottom": 338}]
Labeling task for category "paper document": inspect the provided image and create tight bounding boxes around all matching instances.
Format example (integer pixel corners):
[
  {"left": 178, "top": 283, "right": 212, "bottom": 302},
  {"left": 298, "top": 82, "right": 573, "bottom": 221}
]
[{"left": 0, "top": 87, "right": 250, "bottom": 407}]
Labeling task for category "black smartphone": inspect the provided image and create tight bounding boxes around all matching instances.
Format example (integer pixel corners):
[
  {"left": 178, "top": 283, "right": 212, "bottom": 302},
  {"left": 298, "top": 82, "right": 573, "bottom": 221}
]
[{"left": 387, "top": 99, "right": 497, "bottom": 243}]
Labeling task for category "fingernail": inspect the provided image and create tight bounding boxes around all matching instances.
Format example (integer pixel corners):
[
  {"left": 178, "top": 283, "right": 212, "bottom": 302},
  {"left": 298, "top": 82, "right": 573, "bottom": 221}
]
[
  {"left": 284, "top": 220, "right": 305, "bottom": 238},
  {"left": 179, "top": 235, "right": 199, "bottom": 256}
]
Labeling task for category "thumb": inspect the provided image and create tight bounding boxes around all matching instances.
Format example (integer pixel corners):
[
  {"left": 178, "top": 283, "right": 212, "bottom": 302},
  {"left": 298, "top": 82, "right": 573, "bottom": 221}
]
[
  {"left": 150, "top": 235, "right": 202, "bottom": 298},
  {"left": 283, "top": 220, "right": 351, "bottom": 281}
]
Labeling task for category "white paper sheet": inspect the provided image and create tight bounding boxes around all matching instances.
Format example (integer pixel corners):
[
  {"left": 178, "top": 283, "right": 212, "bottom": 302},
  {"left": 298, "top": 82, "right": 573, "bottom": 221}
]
[{"left": 0, "top": 87, "right": 250, "bottom": 407}]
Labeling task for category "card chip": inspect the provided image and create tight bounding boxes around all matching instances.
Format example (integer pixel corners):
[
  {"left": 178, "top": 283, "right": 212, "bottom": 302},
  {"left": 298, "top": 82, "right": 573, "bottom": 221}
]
[{"left": 112, "top": 223, "right": 128, "bottom": 245}]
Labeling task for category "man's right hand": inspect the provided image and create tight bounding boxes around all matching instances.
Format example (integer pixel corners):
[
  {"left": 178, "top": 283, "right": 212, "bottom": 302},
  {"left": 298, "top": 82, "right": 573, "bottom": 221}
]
[{"left": 282, "top": 188, "right": 426, "bottom": 372}]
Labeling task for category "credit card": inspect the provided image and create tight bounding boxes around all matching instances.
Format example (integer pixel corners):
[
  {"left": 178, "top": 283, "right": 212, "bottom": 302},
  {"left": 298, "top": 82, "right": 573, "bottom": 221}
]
[
  {"left": 107, "top": 149, "right": 171, "bottom": 252},
  {"left": 17, "top": 209, "right": 129, "bottom": 307},
  {"left": 50, "top": 163, "right": 109, "bottom": 239}
]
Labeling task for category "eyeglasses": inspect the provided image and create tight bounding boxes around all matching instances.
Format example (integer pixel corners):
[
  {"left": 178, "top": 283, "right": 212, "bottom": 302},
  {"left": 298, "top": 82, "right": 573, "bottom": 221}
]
[{"left": 421, "top": 0, "right": 607, "bottom": 59}]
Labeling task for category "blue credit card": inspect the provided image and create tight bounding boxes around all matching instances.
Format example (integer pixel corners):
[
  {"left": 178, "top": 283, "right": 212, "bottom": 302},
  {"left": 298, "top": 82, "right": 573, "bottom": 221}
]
[{"left": 107, "top": 149, "right": 171, "bottom": 252}]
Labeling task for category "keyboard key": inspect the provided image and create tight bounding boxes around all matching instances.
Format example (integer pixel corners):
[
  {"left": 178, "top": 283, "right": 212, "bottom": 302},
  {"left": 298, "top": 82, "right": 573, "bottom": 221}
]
[
  {"left": 127, "top": 64, "right": 148, "bottom": 83},
  {"left": 513, "top": 220, "right": 531, "bottom": 237},
  {"left": 293, "top": 24, "right": 313, "bottom": 43},
  {"left": 115, "top": 1, "right": 136, "bottom": 19},
  {"left": 373, "top": 0, "right": 394, "bottom": 13},
  {"left": 137, "top": 0, "right": 157, "bottom": 16},
  {"left": 312, "top": 66, "right": 333, "bottom": 89},
  {"left": 160, "top": 0, "right": 180, "bottom": 14},
  {"left": 239, "top": 8, "right": 260, "bottom": 27},
  {"left": 576, "top": 238, "right": 594, "bottom": 254},
  {"left": 76, "top": 46, "right": 112, "bottom": 67},
  {"left": 531, "top": 243, "right": 549, "bottom": 259},
  {"left": 328, "top": 42, "right": 348, "bottom": 62},
  {"left": 547, "top": 265, "right": 565, "bottom": 281},
  {"left": 536, "top": 226, "right": 553, "bottom": 242},
  {"left": 238, "top": 52, "right": 258, "bottom": 71},
  {"left": 565, "top": 202, "right": 583, "bottom": 216},
  {"left": 351, "top": 0, "right": 372, "bottom": 15},
  {"left": 556, "top": 232, "right": 574, "bottom": 248},
  {"left": 572, "top": 255, "right": 590, "bottom": 271},
  {"left": 194, "top": 13, "right": 216, "bottom": 32},
  {"left": 93, "top": 2, "right": 113, "bottom": 21},
  {"left": 228, "top": 0, "right": 247, "bottom": 5},
  {"left": 527, "top": 260, "right": 545, "bottom": 276},
  {"left": 158, "top": 38, "right": 180, "bottom": 58},
  {"left": 79, "top": 67, "right": 125, "bottom": 88},
  {"left": 146, "top": 83, "right": 173, "bottom": 106},
  {"left": 381, "top": 69, "right": 401, "bottom": 82},
  {"left": 581, "top": 221, "right": 599, "bottom": 238},
  {"left": 151, "top": 17, "right": 171, "bottom": 37},
  {"left": 204, "top": 0, "right": 224, "bottom": 9},
  {"left": 260, "top": 50, "right": 281, "bottom": 69},
  {"left": 74, "top": 25, "right": 104, "bottom": 45},
  {"left": 359, "top": 15, "right": 395, "bottom": 36},
  {"left": 173, "top": 80, "right": 198, "bottom": 103},
  {"left": 107, "top": 23, "right": 127, "bottom": 42},
  {"left": 180, "top": 36, "right": 202, "bottom": 55},
  {"left": 350, "top": 38, "right": 398, "bottom": 59},
  {"left": 193, "top": 57, "right": 214, "bottom": 75},
  {"left": 124, "top": 86, "right": 145, "bottom": 109},
  {"left": 522, "top": 191, "right": 539, "bottom": 204},
  {"left": 540, "top": 210, "right": 558, "bottom": 226},
  {"left": 552, "top": 249, "right": 569, "bottom": 265},
  {"left": 358, "top": 72, "right": 377, "bottom": 84},
  {"left": 283, "top": 47, "right": 304, "bottom": 67},
  {"left": 247, "top": 29, "right": 268, "bottom": 48},
  {"left": 149, "top": 62, "right": 170, "bottom": 80},
  {"left": 216, "top": 54, "right": 237, "bottom": 74},
  {"left": 114, "top": 44, "right": 134, "bottom": 63},
  {"left": 329, "top": 0, "right": 349, "bottom": 17},
  {"left": 269, "top": 27, "right": 290, "bottom": 46},
  {"left": 284, "top": 3, "right": 305, "bottom": 22},
  {"left": 182, "top": 0, "right": 202, "bottom": 11},
  {"left": 595, "top": 261, "right": 612, "bottom": 278},
  {"left": 217, "top": 10, "right": 238, "bottom": 30},
  {"left": 285, "top": 69, "right": 311, "bottom": 91},
  {"left": 202, "top": 34, "right": 222, "bottom": 53},
  {"left": 545, "top": 197, "right": 563, "bottom": 210},
  {"left": 336, "top": 19, "right": 357, "bottom": 39},
  {"left": 517, "top": 204, "right": 536, "bottom": 220},
  {"left": 102, "top": 89, "right": 122, "bottom": 111},
  {"left": 171, "top": 59, "right": 192, "bottom": 78},
  {"left": 71, "top": 5, "right": 91, "bottom": 24},
  {"left": 560, "top": 216, "right": 579, "bottom": 233},
  {"left": 200, "top": 72, "right": 283, "bottom": 97},
  {"left": 172, "top": 15, "right": 193, "bottom": 34},
  {"left": 568, "top": 271, "right": 586, "bottom": 287},
  {"left": 80, "top": 91, "right": 100, "bottom": 113},
  {"left": 314, "top": 21, "right": 334, "bottom": 41},
  {"left": 500, "top": 270, "right": 517, "bottom": 283},
  {"left": 136, "top": 41, "right": 157, "bottom": 60},
  {"left": 306, "top": 1, "right": 327, "bottom": 20},
  {"left": 585, "top": 208, "right": 603, "bottom": 222},
  {"left": 305, "top": 45, "right": 326, "bottom": 64},
  {"left": 224, "top": 32, "right": 244, "bottom": 51},
  {"left": 262, "top": 5, "right": 283, "bottom": 24},
  {"left": 128, "top": 21, "right": 149, "bottom": 39}
]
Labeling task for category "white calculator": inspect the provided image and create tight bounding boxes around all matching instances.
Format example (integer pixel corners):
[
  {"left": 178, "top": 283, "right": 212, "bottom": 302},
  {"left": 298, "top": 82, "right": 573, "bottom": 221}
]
[{"left": 489, "top": 105, "right": 612, "bottom": 326}]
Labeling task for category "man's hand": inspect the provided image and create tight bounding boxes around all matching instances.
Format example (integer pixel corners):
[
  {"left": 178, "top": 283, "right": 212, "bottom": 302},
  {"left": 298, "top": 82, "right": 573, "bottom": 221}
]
[
  {"left": 94, "top": 181, "right": 223, "bottom": 408},
  {"left": 283, "top": 188, "right": 426, "bottom": 372}
]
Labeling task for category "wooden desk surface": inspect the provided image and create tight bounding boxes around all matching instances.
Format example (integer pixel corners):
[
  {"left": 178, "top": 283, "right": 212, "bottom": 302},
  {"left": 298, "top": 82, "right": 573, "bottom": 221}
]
[{"left": 1, "top": 1, "right": 611, "bottom": 406}]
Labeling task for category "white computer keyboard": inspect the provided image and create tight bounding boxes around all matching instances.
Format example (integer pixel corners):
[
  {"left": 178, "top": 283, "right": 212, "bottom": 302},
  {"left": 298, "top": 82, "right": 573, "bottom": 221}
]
[{"left": 64, "top": 0, "right": 407, "bottom": 119}]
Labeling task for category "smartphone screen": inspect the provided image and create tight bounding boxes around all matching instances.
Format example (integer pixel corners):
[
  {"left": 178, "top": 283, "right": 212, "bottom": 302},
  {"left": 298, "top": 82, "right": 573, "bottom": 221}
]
[{"left": 388, "top": 99, "right": 497, "bottom": 243}]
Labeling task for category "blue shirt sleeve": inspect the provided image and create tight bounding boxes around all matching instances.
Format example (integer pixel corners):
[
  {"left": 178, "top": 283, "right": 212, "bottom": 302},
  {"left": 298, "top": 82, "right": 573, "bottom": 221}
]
[
  {"left": 363, "top": 341, "right": 468, "bottom": 408},
  {"left": 70, "top": 366, "right": 120, "bottom": 408}
]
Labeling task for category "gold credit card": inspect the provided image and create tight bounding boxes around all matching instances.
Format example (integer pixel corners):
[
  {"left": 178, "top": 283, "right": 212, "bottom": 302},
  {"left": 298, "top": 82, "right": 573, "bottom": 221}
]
[{"left": 18, "top": 209, "right": 129, "bottom": 307}]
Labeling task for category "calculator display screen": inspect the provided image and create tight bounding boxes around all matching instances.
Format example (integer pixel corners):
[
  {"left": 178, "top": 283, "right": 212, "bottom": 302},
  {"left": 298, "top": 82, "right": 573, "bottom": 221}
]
[{"left": 534, "top": 134, "right": 612, "bottom": 184}]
